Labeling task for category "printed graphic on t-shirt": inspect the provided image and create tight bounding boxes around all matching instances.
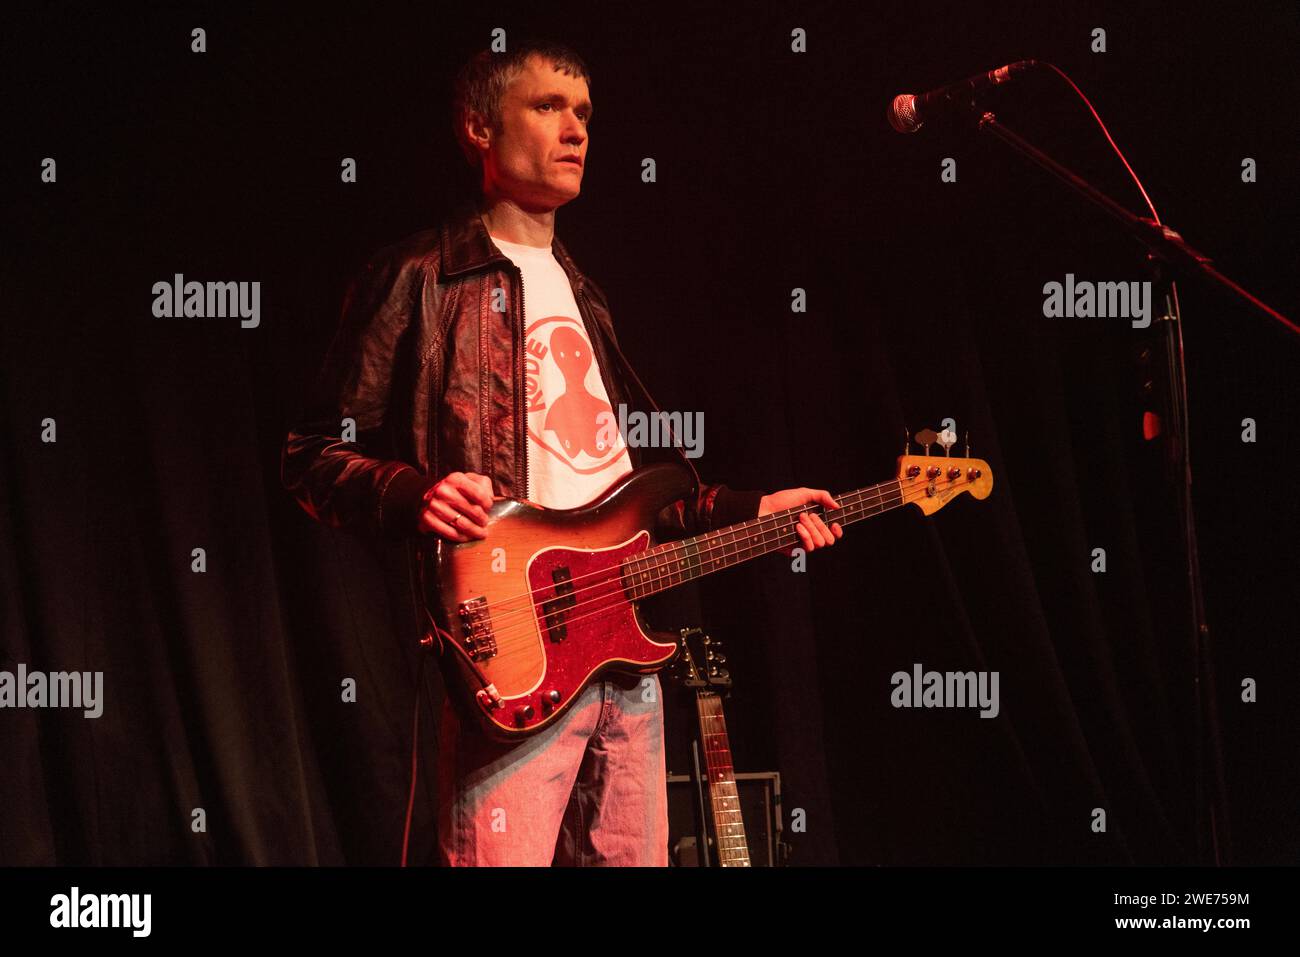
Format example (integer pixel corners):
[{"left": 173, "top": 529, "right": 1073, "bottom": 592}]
[
  {"left": 525, "top": 315, "right": 631, "bottom": 506},
  {"left": 488, "top": 233, "right": 633, "bottom": 509}
]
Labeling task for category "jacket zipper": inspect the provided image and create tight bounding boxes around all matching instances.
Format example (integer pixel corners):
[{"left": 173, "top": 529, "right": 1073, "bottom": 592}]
[{"left": 514, "top": 264, "right": 529, "bottom": 501}]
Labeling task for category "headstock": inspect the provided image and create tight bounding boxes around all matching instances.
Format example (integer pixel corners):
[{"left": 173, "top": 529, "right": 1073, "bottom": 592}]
[
  {"left": 897, "top": 427, "right": 995, "bottom": 516},
  {"left": 671, "top": 626, "right": 733, "bottom": 691},
  {"left": 671, "top": 627, "right": 706, "bottom": 689}
]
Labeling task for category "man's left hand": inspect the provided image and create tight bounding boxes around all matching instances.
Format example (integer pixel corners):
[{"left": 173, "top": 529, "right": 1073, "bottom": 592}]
[{"left": 758, "top": 487, "right": 843, "bottom": 555}]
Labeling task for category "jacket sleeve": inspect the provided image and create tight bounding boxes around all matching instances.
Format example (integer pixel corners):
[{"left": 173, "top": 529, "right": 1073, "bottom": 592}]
[
  {"left": 654, "top": 483, "right": 766, "bottom": 540},
  {"left": 581, "top": 278, "right": 766, "bottom": 539},
  {"left": 281, "top": 250, "right": 435, "bottom": 539}
]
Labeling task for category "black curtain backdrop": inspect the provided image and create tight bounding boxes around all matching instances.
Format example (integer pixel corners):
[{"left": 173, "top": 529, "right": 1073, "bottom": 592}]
[{"left": 3, "top": 1, "right": 1296, "bottom": 866}]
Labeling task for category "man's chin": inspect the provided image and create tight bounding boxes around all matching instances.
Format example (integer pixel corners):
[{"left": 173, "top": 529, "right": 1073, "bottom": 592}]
[
  {"left": 511, "top": 183, "right": 580, "bottom": 213},
  {"left": 544, "top": 186, "right": 581, "bottom": 209}
]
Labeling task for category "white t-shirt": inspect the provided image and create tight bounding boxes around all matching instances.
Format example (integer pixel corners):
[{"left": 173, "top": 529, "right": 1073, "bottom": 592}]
[{"left": 491, "top": 235, "right": 634, "bottom": 510}]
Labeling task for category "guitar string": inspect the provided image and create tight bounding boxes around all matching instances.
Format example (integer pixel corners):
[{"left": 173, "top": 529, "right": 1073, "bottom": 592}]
[
  {"left": 462, "top": 478, "right": 902, "bottom": 624},
  {"left": 454, "top": 482, "right": 899, "bottom": 643},
  {"left": 472, "top": 481, "right": 903, "bottom": 642},
  {"left": 478, "top": 483, "right": 926, "bottom": 653},
  {"left": 691, "top": 703, "right": 748, "bottom": 853},
  {"left": 694, "top": 705, "right": 750, "bottom": 858},
  {"left": 470, "top": 481, "right": 958, "bottom": 654},
  {"left": 464, "top": 474, "right": 976, "bottom": 660},
  {"left": 474, "top": 479, "right": 903, "bottom": 631},
  {"left": 479, "top": 492, "right": 907, "bottom": 656}
]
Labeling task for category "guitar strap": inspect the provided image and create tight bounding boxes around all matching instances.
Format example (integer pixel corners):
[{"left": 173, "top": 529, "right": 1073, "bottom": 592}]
[{"left": 590, "top": 313, "right": 705, "bottom": 498}]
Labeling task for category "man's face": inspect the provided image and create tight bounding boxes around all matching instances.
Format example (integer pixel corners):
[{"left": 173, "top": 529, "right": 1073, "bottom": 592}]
[{"left": 478, "top": 54, "right": 591, "bottom": 210}]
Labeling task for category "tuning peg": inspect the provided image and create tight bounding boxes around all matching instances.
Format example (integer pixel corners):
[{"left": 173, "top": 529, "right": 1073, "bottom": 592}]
[
  {"left": 964, "top": 431, "right": 971, "bottom": 457},
  {"left": 903, "top": 427, "right": 911, "bottom": 455},
  {"left": 915, "top": 428, "right": 938, "bottom": 455},
  {"left": 938, "top": 427, "right": 956, "bottom": 456}
]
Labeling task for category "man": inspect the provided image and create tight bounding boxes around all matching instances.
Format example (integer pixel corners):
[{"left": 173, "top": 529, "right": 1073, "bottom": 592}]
[{"left": 282, "top": 39, "right": 842, "bottom": 866}]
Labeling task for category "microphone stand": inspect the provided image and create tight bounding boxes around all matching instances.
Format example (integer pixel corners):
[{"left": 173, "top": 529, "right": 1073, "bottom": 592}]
[
  {"left": 970, "top": 110, "right": 1297, "bottom": 867},
  {"left": 976, "top": 114, "right": 1297, "bottom": 335}
]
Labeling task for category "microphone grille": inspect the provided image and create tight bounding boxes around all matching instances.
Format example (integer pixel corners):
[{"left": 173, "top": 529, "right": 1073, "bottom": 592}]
[{"left": 888, "top": 94, "right": 921, "bottom": 133}]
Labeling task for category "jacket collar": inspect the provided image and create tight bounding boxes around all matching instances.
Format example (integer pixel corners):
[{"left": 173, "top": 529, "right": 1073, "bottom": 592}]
[{"left": 439, "top": 195, "right": 587, "bottom": 291}]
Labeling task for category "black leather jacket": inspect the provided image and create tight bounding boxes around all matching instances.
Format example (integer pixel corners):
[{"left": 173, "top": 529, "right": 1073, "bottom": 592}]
[{"left": 281, "top": 197, "right": 763, "bottom": 541}]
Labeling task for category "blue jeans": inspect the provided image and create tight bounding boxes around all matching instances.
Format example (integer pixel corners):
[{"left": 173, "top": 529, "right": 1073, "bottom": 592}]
[{"left": 437, "top": 672, "right": 669, "bottom": 866}]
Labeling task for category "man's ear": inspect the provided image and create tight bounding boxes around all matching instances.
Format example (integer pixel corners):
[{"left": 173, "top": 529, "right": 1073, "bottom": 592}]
[{"left": 463, "top": 109, "right": 493, "bottom": 159}]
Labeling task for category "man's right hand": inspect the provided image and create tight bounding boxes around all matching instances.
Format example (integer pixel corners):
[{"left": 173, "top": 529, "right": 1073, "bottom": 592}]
[{"left": 417, "top": 472, "right": 494, "bottom": 542}]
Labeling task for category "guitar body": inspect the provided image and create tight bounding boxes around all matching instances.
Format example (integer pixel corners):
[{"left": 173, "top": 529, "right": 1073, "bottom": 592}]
[{"left": 421, "top": 460, "right": 694, "bottom": 741}]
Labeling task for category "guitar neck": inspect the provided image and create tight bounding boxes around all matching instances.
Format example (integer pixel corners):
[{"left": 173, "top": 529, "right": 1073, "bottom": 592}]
[
  {"left": 623, "top": 478, "right": 903, "bottom": 599},
  {"left": 696, "top": 690, "right": 750, "bottom": 867}
]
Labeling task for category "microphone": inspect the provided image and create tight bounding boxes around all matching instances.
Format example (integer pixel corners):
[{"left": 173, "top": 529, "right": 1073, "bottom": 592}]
[{"left": 888, "top": 60, "right": 1038, "bottom": 133}]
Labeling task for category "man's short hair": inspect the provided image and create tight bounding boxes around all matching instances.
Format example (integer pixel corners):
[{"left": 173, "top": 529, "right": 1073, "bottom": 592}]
[{"left": 451, "top": 38, "right": 592, "bottom": 170}]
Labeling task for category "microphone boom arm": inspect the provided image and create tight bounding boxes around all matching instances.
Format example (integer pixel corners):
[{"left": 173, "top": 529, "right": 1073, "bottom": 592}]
[{"left": 974, "top": 111, "right": 1296, "bottom": 334}]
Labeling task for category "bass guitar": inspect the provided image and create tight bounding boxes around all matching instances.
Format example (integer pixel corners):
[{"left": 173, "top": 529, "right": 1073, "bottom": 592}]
[{"left": 419, "top": 432, "right": 992, "bottom": 739}]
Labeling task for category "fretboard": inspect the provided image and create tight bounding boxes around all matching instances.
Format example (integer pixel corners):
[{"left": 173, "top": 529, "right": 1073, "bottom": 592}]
[
  {"left": 697, "top": 691, "right": 750, "bottom": 867},
  {"left": 622, "top": 478, "right": 903, "bottom": 599}
]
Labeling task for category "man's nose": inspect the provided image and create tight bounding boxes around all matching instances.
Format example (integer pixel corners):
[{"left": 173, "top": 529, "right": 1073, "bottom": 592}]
[{"left": 561, "top": 112, "right": 586, "bottom": 146}]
